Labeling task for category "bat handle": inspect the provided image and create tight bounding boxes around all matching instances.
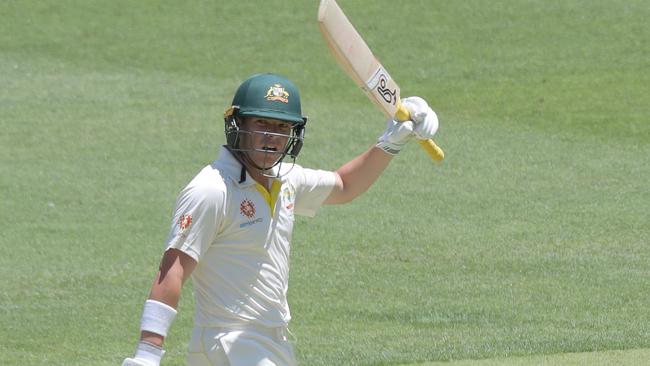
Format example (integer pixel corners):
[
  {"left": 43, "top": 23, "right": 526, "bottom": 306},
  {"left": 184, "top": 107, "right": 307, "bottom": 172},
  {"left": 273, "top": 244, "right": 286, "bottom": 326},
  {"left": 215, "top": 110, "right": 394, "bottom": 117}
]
[{"left": 395, "top": 103, "right": 445, "bottom": 162}]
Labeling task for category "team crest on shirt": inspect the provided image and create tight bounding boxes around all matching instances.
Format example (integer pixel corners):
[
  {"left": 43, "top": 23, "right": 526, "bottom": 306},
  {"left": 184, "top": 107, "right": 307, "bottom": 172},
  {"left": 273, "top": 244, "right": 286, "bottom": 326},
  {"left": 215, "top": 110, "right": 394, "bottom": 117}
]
[
  {"left": 240, "top": 199, "right": 256, "bottom": 218},
  {"left": 179, "top": 214, "right": 192, "bottom": 231},
  {"left": 265, "top": 84, "right": 289, "bottom": 103},
  {"left": 282, "top": 186, "right": 295, "bottom": 209}
]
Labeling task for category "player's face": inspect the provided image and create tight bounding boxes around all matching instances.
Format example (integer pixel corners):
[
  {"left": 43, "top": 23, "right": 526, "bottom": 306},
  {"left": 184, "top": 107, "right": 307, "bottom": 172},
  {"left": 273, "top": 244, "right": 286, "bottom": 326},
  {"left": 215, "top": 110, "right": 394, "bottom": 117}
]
[{"left": 239, "top": 117, "right": 293, "bottom": 170}]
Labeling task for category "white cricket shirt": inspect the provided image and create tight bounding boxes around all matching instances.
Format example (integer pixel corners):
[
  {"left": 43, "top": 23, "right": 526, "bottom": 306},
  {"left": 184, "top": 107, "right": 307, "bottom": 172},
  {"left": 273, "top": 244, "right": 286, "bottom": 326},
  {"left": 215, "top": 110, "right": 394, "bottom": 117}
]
[{"left": 165, "top": 147, "right": 336, "bottom": 328}]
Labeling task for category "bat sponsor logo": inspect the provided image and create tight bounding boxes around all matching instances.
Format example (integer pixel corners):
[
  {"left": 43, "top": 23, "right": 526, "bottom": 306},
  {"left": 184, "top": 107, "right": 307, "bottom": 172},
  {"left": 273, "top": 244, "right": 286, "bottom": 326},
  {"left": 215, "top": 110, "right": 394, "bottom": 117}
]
[
  {"left": 265, "top": 84, "right": 290, "bottom": 103},
  {"left": 365, "top": 66, "right": 396, "bottom": 105},
  {"left": 376, "top": 74, "right": 397, "bottom": 105}
]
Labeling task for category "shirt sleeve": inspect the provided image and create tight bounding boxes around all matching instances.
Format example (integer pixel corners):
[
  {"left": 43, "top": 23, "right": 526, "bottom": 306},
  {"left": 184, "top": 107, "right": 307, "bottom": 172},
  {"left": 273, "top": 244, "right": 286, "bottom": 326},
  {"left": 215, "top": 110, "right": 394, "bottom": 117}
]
[
  {"left": 292, "top": 166, "right": 336, "bottom": 217},
  {"left": 165, "top": 176, "right": 226, "bottom": 262}
]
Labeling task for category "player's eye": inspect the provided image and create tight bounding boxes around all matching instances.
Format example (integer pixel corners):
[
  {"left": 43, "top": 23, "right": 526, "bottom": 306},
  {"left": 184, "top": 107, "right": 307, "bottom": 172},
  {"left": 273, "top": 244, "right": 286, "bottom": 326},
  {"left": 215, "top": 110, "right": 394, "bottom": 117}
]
[
  {"left": 278, "top": 123, "right": 291, "bottom": 131},
  {"left": 254, "top": 119, "right": 269, "bottom": 128}
]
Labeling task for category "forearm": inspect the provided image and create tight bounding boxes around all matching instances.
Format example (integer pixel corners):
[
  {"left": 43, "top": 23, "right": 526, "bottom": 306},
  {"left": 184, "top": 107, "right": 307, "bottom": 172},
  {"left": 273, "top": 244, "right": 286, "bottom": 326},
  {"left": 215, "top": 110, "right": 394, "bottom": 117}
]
[
  {"left": 148, "top": 267, "right": 184, "bottom": 309},
  {"left": 140, "top": 270, "right": 184, "bottom": 347},
  {"left": 327, "top": 146, "right": 393, "bottom": 204},
  {"left": 139, "top": 249, "right": 195, "bottom": 347}
]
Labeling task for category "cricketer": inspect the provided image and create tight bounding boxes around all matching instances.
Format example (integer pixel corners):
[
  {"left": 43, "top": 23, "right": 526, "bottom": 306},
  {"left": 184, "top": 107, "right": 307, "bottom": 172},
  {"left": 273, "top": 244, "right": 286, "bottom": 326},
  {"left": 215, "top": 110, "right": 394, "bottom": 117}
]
[{"left": 122, "top": 73, "right": 439, "bottom": 366}]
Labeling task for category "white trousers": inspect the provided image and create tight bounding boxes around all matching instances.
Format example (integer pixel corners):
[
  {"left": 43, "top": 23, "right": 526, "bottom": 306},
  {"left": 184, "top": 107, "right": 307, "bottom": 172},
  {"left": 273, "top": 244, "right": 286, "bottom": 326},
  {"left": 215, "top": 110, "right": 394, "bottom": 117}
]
[{"left": 187, "top": 326, "right": 297, "bottom": 366}]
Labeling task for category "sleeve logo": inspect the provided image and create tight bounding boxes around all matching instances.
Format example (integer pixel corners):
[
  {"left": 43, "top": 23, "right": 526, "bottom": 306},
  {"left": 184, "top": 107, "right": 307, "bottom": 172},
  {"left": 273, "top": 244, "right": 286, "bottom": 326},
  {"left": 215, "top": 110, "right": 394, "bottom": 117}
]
[{"left": 179, "top": 214, "right": 192, "bottom": 230}]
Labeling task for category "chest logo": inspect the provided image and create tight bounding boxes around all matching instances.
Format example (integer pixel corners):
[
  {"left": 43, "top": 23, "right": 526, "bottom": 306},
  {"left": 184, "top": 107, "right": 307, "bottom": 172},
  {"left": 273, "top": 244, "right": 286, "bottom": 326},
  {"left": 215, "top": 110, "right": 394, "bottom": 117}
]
[{"left": 240, "top": 199, "right": 256, "bottom": 219}]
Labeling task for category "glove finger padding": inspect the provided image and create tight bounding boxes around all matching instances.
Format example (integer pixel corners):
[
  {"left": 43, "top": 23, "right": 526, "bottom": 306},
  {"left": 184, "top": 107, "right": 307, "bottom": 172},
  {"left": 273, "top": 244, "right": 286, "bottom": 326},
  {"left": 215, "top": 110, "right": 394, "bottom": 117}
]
[
  {"left": 414, "top": 107, "right": 439, "bottom": 140},
  {"left": 401, "top": 96, "right": 429, "bottom": 123},
  {"left": 376, "top": 119, "right": 415, "bottom": 155}
]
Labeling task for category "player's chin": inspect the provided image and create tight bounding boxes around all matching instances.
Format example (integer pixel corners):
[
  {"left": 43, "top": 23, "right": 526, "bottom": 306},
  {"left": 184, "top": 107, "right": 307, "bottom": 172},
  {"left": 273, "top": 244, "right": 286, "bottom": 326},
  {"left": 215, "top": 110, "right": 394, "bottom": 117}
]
[{"left": 250, "top": 149, "right": 283, "bottom": 169}]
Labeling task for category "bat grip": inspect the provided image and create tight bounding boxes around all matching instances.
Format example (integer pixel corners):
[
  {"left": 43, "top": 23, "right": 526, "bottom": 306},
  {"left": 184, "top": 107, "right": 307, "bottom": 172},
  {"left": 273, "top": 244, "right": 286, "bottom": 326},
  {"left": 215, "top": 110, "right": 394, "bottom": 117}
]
[{"left": 395, "top": 103, "right": 445, "bottom": 161}]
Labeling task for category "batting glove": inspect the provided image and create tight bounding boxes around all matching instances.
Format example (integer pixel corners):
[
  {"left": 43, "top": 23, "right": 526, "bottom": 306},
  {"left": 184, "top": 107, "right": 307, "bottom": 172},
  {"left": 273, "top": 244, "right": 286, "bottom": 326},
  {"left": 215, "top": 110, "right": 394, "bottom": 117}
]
[
  {"left": 401, "top": 96, "right": 439, "bottom": 140},
  {"left": 376, "top": 118, "right": 415, "bottom": 155},
  {"left": 122, "top": 341, "right": 164, "bottom": 366}
]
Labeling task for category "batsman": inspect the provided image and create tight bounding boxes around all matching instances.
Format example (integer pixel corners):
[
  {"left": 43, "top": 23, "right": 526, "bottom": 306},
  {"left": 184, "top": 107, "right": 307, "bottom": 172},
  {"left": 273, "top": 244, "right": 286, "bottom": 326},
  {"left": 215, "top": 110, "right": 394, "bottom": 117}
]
[{"left": 122, "top": 73, "right": 439, "bottom": 366}]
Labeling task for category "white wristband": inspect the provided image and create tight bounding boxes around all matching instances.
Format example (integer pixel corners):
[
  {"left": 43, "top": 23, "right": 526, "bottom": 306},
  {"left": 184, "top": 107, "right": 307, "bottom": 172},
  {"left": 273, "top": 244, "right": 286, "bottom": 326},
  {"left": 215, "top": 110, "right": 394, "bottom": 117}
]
[{"left": 140, "top": 300, "right": 177, "bottom": 337}]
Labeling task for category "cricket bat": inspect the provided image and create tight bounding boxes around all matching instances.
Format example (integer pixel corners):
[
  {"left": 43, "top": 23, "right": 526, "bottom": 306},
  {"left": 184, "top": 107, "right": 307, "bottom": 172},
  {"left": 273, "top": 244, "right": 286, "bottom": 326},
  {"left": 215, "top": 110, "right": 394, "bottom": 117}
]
[{"left": 317, "top": 0, "right": 444, "bottom": 162}]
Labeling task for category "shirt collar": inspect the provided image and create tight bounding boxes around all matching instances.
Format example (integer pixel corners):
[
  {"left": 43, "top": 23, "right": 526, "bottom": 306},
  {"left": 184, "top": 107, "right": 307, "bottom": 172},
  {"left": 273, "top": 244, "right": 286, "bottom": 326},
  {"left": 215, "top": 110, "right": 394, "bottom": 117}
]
[{"left": 215, "top": 146, "right": 253, "bottom": 187}]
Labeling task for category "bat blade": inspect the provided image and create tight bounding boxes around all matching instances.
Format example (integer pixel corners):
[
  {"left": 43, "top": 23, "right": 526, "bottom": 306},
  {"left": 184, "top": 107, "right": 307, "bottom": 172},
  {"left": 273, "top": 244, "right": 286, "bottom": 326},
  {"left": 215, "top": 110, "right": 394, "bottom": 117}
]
[
  {"left": 317, "top": 0, "right": 400, "bottom": 116},
  {"left": 317, "top": 0, "right": 444, "bottom": 162}
]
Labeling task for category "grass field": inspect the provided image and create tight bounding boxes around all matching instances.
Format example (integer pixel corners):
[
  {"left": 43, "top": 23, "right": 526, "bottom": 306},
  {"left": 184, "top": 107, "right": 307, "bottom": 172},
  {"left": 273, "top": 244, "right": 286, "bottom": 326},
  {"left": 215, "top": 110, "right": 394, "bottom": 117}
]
[{"left": 1, "top": 1, "right": 648, "bottom": 365}]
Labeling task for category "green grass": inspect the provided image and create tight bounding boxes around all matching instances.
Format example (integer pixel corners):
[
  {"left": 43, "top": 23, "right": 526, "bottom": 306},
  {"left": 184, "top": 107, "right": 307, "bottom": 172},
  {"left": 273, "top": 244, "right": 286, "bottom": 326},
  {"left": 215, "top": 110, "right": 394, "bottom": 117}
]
[
  {"left": 1, "top": 1, "right": 648, "bottom": 365},
  {"left": 417, "top": 348, "right": 650, "bottom": 366}
]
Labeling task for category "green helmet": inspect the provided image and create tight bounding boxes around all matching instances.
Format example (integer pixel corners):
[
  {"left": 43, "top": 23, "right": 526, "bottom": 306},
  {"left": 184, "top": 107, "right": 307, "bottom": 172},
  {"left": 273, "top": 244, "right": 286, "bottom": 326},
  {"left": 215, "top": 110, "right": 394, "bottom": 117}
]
[
  {"left": 228, "top": 73, "right": 306, "bottom": 124},
  {"left": 224, "top": 73, "right": 307, "bottom": 172}
]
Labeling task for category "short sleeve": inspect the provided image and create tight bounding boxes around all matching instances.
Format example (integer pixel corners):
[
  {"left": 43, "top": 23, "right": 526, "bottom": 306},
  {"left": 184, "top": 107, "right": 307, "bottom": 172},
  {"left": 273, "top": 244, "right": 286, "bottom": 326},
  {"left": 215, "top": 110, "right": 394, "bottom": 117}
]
[
  {"left": 292, "top": 166, "right": 336, "bottom": 217},
  {"left": 165, "top": 179, "right": 226, "bottom": 262}
]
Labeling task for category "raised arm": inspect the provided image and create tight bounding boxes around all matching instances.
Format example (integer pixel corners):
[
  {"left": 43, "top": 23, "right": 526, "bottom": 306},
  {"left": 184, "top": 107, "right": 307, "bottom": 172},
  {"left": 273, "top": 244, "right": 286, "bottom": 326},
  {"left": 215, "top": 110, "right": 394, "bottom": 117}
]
[
  {"left": 325, "top": 96, "right": 439, "bottom": 205},
  {"left": 324, "top": 146, "right": 393, "bottom": 205}
]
